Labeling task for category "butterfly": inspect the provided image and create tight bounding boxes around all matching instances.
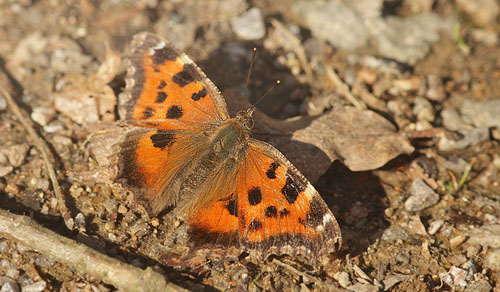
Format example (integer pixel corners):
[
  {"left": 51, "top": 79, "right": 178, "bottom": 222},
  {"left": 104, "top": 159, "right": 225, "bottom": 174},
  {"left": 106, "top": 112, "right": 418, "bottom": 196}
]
[{"left": 114, "top": 32, "right": 341, "bottom": 258}]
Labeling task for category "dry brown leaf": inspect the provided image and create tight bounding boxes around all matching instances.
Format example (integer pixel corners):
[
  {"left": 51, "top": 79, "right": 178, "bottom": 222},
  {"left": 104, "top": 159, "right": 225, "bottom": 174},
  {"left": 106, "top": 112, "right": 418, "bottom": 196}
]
[{"left": 226, "top": 90, "right": 414, "bottom": 182}]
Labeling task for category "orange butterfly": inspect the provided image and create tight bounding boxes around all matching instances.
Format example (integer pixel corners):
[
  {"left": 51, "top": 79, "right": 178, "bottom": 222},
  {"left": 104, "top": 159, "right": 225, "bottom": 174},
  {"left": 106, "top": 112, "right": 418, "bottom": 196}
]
[{"left": 116, "top": 32, "right": 341, "bottom": 258}]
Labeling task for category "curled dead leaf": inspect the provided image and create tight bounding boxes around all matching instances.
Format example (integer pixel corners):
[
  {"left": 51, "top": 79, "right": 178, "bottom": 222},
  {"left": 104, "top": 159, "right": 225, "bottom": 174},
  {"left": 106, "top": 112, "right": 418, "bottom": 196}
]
[{"left": 226, "top": 90, "right": 414, "bottom": 182}]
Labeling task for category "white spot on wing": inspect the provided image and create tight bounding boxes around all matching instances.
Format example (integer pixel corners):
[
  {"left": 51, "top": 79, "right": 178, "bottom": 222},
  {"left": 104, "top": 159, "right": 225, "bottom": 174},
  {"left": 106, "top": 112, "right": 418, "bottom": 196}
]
[
  {"left": 153, "top": 41, "right": 166, "bottom": 50},
  {"left": 304, "top": 183, "right": 315, "bottom": 199},
  {"left": 179, "top": 54, "right": 194, "bottom": 64},
  {"left": 323, "top": 213, "right": 333, "bottom": 225}
]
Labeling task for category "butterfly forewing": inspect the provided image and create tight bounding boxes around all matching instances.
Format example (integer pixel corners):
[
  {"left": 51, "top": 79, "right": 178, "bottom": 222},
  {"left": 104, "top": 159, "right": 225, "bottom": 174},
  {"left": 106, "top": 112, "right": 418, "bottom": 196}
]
[{"left": 124, "top": 32, "right": 229, "bottom": 130}]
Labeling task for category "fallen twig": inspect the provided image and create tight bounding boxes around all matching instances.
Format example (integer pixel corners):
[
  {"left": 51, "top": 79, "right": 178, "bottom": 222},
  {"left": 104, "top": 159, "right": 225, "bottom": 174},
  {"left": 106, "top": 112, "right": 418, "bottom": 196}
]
[
  {"left": 325, "top": 65, "right": 367, "bottom": 110},
  {"left": 0, "top": 208, "right": 185, "bottom": 292},
  {"left": 0, "top": 87, "right": 74, "bottom": 230},
  {"left": 272, "top": 258, "right": 322, "bottom": 286}
]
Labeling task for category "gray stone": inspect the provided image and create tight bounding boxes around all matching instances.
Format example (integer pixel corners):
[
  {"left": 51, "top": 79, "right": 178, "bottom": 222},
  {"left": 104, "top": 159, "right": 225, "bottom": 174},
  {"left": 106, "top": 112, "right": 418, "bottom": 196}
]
[
  {"left": 1, "top": 282, "right": 20, "bottom": 292},
  {"left": 381, "top": 226, "right": 409, "bottom": 242},
  {"left": 405, "top": 178, "right": 439, "bottom": 212},
  {"left": 438, "top": 128, "right": 489, "bottom": 151},
  {"left": 461, "top": 99, "right": 500, "bottom": 129},
  {"left": 293, "top": 1, "right": 369, "bottom": 51},
  {"left": 21, "top": 281, "right": 46, "bottom": 292},
  {"left": 464, "top": 279, "right": 493, "bottom": 292},
  {"left": 232, "top": 8, "right": 266, "bottom": 40},
  {"left": 367, "top": 14, "right": 456, "bottom": 65},
  {"left": 441, "top": 108, "right": 470, "bottom": 132},
  {"left": 466, "top": 224, "right": 500, "bottom": 248}
]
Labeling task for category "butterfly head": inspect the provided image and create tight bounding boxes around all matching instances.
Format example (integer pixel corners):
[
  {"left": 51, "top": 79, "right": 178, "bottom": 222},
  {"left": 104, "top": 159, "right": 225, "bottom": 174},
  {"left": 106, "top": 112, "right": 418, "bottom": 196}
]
[{"left": 235, "top": 107, "right": 255, "bottom": 132}]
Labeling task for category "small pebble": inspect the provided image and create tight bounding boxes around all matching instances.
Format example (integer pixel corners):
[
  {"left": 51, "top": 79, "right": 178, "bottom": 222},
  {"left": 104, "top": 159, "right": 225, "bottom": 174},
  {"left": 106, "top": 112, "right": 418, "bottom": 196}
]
[
  {"left": 31, "top": 106, "right": 56, "bottom": 126},
  {"left": 449, "top": 266, "right": 468, "bottom": 287},
  {"left": 52, "top": 135, "right": 73, "bottom": 147},
  {"left": 21, "top": 281, "right": 46, "bottom": 292},
  {"left": 1, "top": 282, "right": 20, "bottom": 292},
  {"left": 6, "top": 144, "right": 30, "bottom": 167},
  {"left": 117, "top": 204, "right": 128, "bottom": 214},
  {"left": 466, "top": 245, "right": 480, "bottom": 258},
  {"left": 428, "top": 220, "right": 444, "bottom": 235},
  {"left": 0, "top": 166, "right": 13, "bottom": 177},
  {"left": 413, "top": 97, "right": 435, "bottom": 122},
  {"left": 75, "top": 213, "right": 86, "bottom": 228},
  {"left": 485, "top": 248, "right": 500, "bottom": 271},
  {"left": 150, "top": 218, "right": 160, "bottom": 227},
  {"left": 0, "top": 96, "right": 7, "bottom": 111},
  {"left": 464, "top": 279, "right": 493, "bottom": 292},
  {"left": 43, "top": 122, "right": 64, "bottom": 133},
  {"left": 450, "top": 234, "right": 467, "bottom": 247},
  {"left": 466, "top": 224, "right": 500, "bottom": 249},
  {"left": 4, "top": 183, "right": 20, "bottom": 196},
  {"left": 232, "top": 7, "right": 266, "bottom": 40},
  {"left": 333, "top": 271, "right": 351, "bottom": 288},
  {"left": 405, "top": 178, "right": 439, "bottom": 212}
]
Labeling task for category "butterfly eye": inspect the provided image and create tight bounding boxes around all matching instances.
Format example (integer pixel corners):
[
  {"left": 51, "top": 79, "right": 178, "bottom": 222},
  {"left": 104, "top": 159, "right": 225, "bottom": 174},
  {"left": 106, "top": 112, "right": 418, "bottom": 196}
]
[{"left": 244, "top": 118, "right": 254, "bottom": 130}]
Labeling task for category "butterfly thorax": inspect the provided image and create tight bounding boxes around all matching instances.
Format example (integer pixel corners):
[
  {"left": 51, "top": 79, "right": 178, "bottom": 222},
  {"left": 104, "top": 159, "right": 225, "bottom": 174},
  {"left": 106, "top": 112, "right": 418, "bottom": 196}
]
[{"left": 201, "top": 108, "right": 255, "bottom": 169}]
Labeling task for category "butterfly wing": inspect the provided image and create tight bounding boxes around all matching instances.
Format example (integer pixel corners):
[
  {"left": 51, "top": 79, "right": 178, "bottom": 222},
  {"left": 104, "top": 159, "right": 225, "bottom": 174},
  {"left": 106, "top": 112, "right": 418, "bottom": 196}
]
[
  {"left": 124, "top": 32, "right": 229, "bottom": 129},
  {"left": 187, "top": 139, "right": 342, "bottom": 257},
  {"left": 115, "top": 32, "right": 230, "bottom": 214}
]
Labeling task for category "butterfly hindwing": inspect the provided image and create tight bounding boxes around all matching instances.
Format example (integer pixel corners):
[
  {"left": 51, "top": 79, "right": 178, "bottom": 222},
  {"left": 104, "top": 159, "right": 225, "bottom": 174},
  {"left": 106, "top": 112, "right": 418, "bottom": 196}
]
[
  {"left": 115, "top": 127, "right": 209, "bottom": 215},
  {"left": 237, "top": 139, "right": 341, "bottom": 256},
  {"left": 186, "top": 139, "right": 341, "bottom": 257}
]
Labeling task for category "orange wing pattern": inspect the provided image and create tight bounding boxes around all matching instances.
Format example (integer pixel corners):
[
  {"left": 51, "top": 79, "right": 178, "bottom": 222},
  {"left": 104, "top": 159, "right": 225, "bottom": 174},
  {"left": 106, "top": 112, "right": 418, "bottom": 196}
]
[
  {"left": 188, "top": 139, "right": 341, "bottom": 257},
  {"left": 116, "top": 33, "right": 230, "bottom": 214},
  {"left": 124, "top": 32, "right": 229, "bottom": 130}
]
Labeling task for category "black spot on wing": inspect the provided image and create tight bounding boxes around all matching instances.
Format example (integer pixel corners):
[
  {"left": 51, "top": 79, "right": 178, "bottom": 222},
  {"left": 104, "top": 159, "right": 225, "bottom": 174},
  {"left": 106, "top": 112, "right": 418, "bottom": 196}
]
[
  {"left": 265, "top": 206, "right": 277, "bottom": 218},
  {"left": 157, "top": 80, "right": 166, "bottom": 89},
  {"left": 172, "top": 64, "right": 200, "bottom": 87},
  {"left": 248, "top": 187, "right": 262, "bottom": 205},
  {"left": 156, "top": 92, "right": 167, "bottom": 103},
  {"left": 266, "top": 162, "right": 279, "bottom": 179},
  {"left": 299, "top": 197, "right": 326, "bottom": 228},
  {"left": 280, "top": 208, "right": 290, "bottom": 217},
  {"left": 226, "top": 196, "right": 238, "bottom": 217},
  {"left": 166, "top": 105, "right": 183, "bottom": 119},
  {"left": 191, "top": 88, "right": 207, "bottom": 101},
  {"left": 249, "top": 219, "right": 262, "bottom": 231},
  {"left": 281, "top": 169, "right": 307, "bottom": 204},
  {"left": 150, "top": 130, "right": 175, "bottom": 149},
  {"left": 152, "top": 45, "right": 178, "bottom": 66},
  {"left": 142, "top": 107, "right": 154, "bottom": 119}
]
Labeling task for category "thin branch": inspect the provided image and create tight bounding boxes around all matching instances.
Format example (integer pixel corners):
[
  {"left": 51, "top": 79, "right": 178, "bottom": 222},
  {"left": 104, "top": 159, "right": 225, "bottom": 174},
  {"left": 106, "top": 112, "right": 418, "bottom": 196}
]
[
  {"left": 325, "top": 65, "right": 367, "bottom": 110},
  {"left": 0, "top": 208, "right": 185, "bottom": 292},
  {"left": 0, "top": 87, "right": 74, "bottom": 230}
]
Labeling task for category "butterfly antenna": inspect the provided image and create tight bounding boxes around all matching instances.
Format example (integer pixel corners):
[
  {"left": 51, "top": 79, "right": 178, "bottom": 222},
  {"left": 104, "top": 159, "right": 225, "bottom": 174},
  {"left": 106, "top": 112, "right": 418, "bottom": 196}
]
[
  {"left": 249, "top": 80, "right": 280, "bottom": 110},
  {"left": 243, "top": 48, "right": 257, "bottom": 109}
]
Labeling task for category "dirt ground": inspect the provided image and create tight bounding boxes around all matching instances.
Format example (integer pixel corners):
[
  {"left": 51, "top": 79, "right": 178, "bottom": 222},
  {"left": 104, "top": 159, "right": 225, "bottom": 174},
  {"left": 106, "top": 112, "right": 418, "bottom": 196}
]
[{"left": 0, "top": 0, "right": 499, "bottom": 291}]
